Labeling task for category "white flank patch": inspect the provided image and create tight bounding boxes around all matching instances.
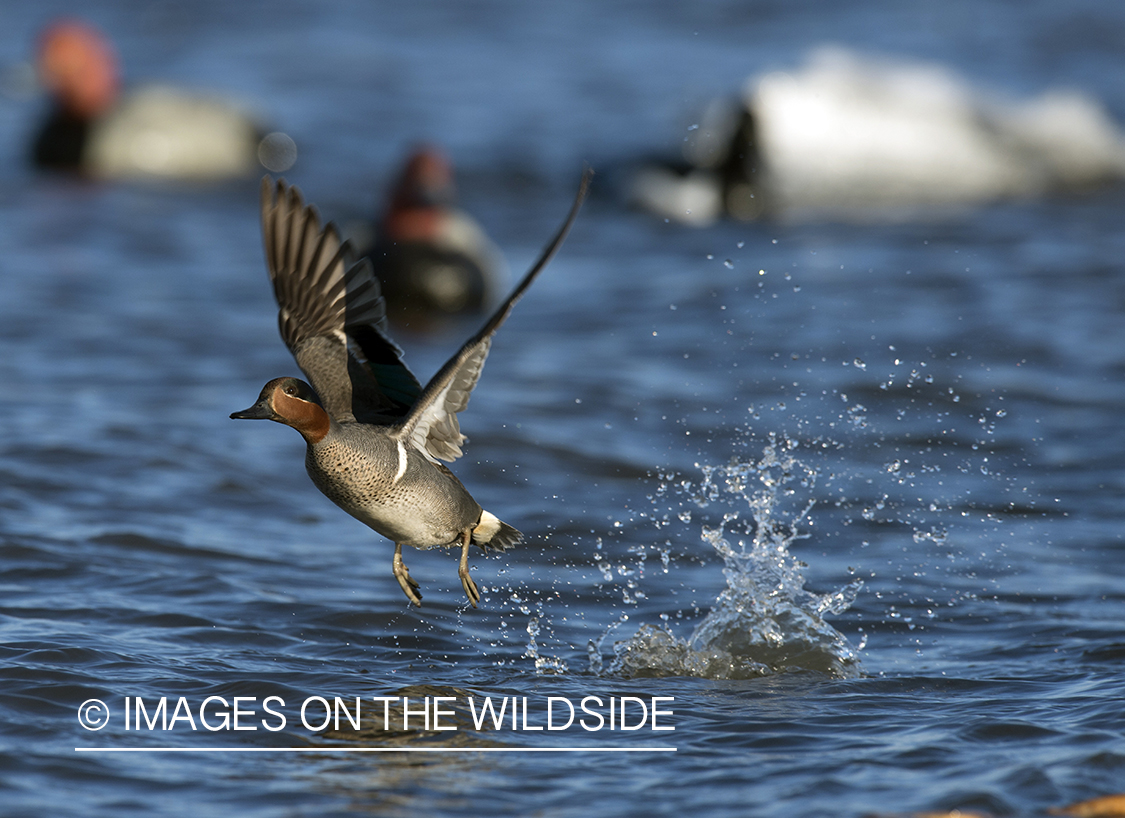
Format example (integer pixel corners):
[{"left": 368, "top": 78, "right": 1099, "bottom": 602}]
[{"left": 473, "top": 510, "right": 502, "bottom": 542}]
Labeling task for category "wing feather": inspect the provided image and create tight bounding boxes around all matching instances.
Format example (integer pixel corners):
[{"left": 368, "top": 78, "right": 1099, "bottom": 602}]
[
  {"left": 393, "top": 169, "right": 592, "bottom": 461},
  {"left": 259, "top": 176, "right": 421, "bottom": 423}
]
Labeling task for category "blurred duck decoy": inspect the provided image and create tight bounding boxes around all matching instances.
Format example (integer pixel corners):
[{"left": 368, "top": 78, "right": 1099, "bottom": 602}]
[
  {"left": 630, "top": 46, "right": 1125, "bottom": 224},
  {"left": 233, "top": 171, "right": 590, "bottom": 607},
  {"left": 366, "top": 146, "right": 507, "bottom": 325},
  {"left": 31, "top": 19, "right": 295, "bottom": 180}
]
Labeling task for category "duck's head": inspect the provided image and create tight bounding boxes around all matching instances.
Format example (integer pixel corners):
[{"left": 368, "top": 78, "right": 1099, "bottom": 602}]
[
  {"left": 383, "top": 145, "right": 458, "bottom": 241},
  {"left": 393, "top": 145, "right": 456, "bottom": 208},
  {"left": 230, "top": 377, "right": 330, "bottom": 444},
  {"left": 37, "top": 19, "right": 120, "bottom": 119}
]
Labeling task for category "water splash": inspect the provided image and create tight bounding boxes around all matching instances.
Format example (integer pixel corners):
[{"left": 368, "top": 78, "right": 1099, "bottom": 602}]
[
  {"left": 594, "top": 435, "right": 863, "bottom": 679},
  {"left": 500, "top": 589, "right": 569, "bottom": 675}
]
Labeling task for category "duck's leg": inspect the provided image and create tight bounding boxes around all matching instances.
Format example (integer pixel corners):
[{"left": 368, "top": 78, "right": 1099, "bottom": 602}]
[
  {"left": 458, "top": 529, "right": 480, "bottom": 608},
  {"left": 393, "top": 543, "right": 422, "bottom": 606}
]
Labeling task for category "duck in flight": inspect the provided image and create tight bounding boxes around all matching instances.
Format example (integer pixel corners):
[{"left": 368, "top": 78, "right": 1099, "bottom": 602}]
[{"left": 232, "top": 171, "right": 591, "bottom": 607}]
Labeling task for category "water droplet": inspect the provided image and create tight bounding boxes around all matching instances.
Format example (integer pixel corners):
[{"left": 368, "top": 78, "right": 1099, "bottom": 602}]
[{"left": 258, "top": 132, "right": 298, "bottom": 172}]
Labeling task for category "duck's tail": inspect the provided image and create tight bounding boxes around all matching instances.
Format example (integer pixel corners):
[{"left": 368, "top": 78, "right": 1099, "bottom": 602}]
[{"left": 472, "top": 510, "right": 523, "bottom": 553}]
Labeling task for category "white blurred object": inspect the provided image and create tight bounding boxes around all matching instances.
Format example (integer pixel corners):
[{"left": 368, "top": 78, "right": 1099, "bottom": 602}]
[
  {"left": 632, "top": 46, "right": 1125, "bottom": 224},
  {"left": 85, "top": 86, "right": 267, "bottom": 180},
  {"left": 628, "top": 166, "right": 724, "bottom": 226},
  {"left": 750, "top": 46, "right": 1125, "bottom": 216}
]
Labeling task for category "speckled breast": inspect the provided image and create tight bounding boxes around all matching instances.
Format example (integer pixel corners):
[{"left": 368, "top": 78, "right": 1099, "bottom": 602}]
[{"left": 304, "top": 431, "right": 480, "bottom": 549}]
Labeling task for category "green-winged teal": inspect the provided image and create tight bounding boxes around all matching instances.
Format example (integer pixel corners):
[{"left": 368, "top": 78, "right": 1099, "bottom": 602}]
[{"left": 232, "top": 171, "right": 590, "bottom": 607}]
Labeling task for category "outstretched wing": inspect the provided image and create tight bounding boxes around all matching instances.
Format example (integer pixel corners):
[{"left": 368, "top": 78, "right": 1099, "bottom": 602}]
[
  {"left": 392, "top": 168, "right": 593, "bottom": 462},
  {"left": 260, "top": 177, "right": 421, "bottom": 423}
]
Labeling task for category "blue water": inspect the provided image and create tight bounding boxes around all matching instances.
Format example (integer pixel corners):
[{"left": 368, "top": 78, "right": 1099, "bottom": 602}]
[{"left": 2, "top": 1, "right": 1125, "bottom": 816}]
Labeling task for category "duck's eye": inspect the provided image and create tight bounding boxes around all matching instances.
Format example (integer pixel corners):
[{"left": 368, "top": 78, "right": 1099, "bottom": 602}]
[{"left": 284, "top": 385, "right": 297, "bottom": 397}]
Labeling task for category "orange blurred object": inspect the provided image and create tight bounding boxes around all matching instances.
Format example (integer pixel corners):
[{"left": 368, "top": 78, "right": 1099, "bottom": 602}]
[{"left": 37, "top": 19, "right": 120, "bottom": 118}]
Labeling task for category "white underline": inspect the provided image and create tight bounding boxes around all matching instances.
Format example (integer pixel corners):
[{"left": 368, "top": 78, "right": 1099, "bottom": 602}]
[{"left": 76, "top": 746, "right": 676, "bottom": 753}]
